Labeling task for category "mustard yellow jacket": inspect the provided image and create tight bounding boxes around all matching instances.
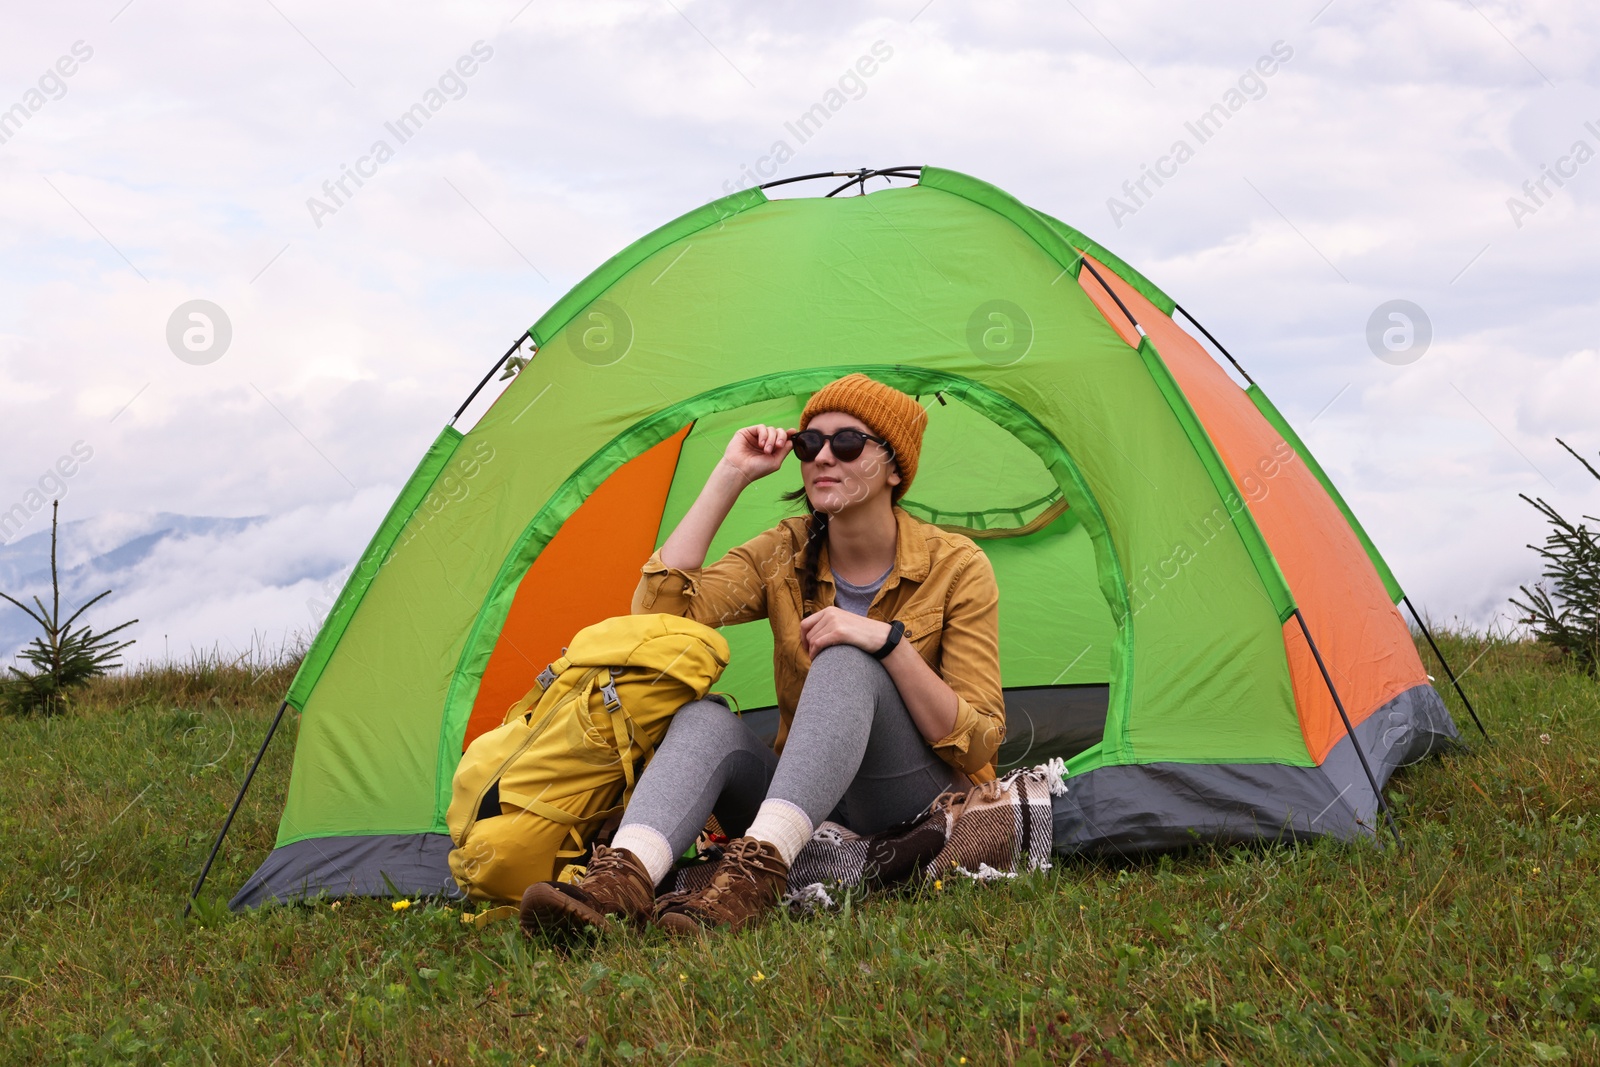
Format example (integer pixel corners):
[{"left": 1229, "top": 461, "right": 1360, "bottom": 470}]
[{"left": 631, "top": 505, "right": 1005, "bottom": 782}]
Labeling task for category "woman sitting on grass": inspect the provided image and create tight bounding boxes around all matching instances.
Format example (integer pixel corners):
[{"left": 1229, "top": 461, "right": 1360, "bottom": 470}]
[{"left": 519, "top": 373, "right": 1005, "bottom": 935}]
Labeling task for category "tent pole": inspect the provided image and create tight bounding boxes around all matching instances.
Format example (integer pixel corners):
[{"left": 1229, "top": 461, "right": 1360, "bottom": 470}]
[
  {"left": 1292, "top": 609, "right": 1402, "bottom": 847},
  {"left": 451, "top": 330, "right": 533, "bottom": 426},
  {"left": 758, "top": 169, "right": 855, "bottom": 190},
  {"left": 1402, "top": 596, "right": 1490, "bottom": 740},
  {"left": 1173, "top": 303, "right": 1257, "bottom": 387},
  {"left": 756, "top": 167, "right": 922, "bottom": 195},
  {"left": 1078, "top": 258, "right": 1146, "bottom": 336},
  {"left": 824, "top": 168, "right": 868, "bottom": 197},
  {"left": 825, "top": 167, "right": 922, "bottom": 197},
  {"left": 185, "top": 699, "right": 290, "bottom": 917}
]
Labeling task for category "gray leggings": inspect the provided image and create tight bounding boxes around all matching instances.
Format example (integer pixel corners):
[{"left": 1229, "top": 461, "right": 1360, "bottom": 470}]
[{"left": 618, "top": 643, "right": 967, "bottom": 858}]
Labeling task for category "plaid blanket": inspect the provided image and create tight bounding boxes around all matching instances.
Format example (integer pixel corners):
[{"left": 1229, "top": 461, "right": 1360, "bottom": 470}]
[{"left": 663, "top": 760, "right": 1066, "bottom": 911}]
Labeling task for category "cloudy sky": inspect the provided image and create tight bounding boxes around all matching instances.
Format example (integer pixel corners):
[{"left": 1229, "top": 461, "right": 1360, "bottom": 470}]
[{"left": 1, "top": 0, "right": 1596, "bottom": 666}]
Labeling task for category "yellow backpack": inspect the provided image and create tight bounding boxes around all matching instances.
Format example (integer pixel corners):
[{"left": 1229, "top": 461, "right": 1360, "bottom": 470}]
[{"left": 446, "top": 613, "right": 731, "bottom": 903}]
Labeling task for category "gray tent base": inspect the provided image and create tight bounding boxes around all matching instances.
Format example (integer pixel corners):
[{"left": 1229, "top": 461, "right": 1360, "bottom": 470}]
[
  {"left": 230, "top": 683, "right": 1457, "bottom": 908},
  {"left": 1051, "top": 682, "right": 1460, "bottom": 855},
  {"left": 230, "top": 832, "right": 462, "bottom": 910}
]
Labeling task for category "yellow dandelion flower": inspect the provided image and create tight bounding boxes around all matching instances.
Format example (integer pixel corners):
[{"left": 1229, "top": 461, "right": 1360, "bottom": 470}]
[
  {"left": 961, "top": 1058, "right": 968, "bottom": 1064},
  {"left": 934, "top": 880, "right": 943, "bottom": 891},
  {"left": 679, "top": 973, "right": 687, "bottom": 982},
  {"left": 753, "top": 971, "right": 766, "bottom": 982},
  {"left": 1532, "top": 867, "right": 1542, "bottom": 875},
  {"left": 392, "top": 899, "right": 412, "bottom": 912}
]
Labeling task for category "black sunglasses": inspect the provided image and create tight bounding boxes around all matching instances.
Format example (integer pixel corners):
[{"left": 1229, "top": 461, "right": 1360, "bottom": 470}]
[{"left": 790, "top": 428, "right": 891, "bottom": 463}]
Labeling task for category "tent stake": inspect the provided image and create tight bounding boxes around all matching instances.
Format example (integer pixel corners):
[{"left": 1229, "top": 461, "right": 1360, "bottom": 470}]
[
  {"left": 185, "top": 700, "right": 290, "bottom": 917},
  {"left": 1293, "top": 609, "right": 1403, "bottom": 848},
  {"left": 451, "top": 330, "right": 533, "bottom": 425},
  {"left": 1401, "top": 596, "right": 1490, "bottom": 740}
]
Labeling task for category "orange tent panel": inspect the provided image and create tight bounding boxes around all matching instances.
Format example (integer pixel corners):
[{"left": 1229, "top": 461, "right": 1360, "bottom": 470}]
[
  {"left": 462, "top": 424, "right": 693, "bottom": 748},
  {"left": 1081, "top": 256, "right": 1426, "bottom": 762}
]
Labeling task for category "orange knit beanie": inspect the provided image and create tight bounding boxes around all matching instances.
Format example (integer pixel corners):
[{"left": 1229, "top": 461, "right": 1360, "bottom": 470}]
[{"left": 799, "top": 373, "right": 927, "bottom": 499}]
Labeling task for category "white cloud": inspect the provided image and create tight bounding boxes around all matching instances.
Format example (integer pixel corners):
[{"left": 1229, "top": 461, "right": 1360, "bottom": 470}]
[
  {"left": 0, "top": 492, "right": 393, "bottom": 666},
  {"left": 2, "top": 0, "right": 1596, "bottom": 653}
]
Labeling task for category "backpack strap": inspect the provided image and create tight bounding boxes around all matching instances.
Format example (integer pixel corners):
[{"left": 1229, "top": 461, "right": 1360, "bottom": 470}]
[
  {"left": 518, "top": 796, "right": 627, "bottom": 860},
  {"left": 598, "top": 666, "right": 663, "bottom": 807},
  {"left": 490, "top": 668, "right": 613, "bottom": 857},
  {"left": 599, "top": 668, "right": 635, "bottom": 791},
  {"left": 532, "top": 667, "right": 651, "bottom": 859},
  {"left": 503, "top": 655, "right": 574, "bottom": 726},
  {"left": 496, "top": 661, "right": 672, "bottom": 864}
]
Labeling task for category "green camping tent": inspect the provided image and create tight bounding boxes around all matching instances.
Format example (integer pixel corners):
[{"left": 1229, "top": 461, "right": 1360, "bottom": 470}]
[{"left": 218, "top": 166, "right": 1471, "bottom": 908}]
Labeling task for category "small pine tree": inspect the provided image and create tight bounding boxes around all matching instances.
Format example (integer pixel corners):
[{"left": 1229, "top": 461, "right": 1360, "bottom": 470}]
[
  {"left": 1510, "top": 439, "right": 1600, "bottom": 675},
  {"left": 0, "top": 501, "right": 138, "bottom": 716}
]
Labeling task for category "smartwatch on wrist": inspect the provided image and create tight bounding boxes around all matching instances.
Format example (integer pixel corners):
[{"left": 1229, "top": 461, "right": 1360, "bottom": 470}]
[{"left": 871, "top": 619, "right": 905, "bottom": 660}]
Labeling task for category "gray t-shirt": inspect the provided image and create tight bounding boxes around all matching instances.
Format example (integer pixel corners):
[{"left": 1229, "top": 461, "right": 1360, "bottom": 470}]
[{"left": 831, "top": 562, "right": 894, "bottom": 617}]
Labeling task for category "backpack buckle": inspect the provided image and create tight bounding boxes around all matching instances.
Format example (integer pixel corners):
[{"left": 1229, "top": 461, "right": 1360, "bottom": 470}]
[
  {"left": 536, "top": 664, "right": 557, "bottom": 689},
  {"left": 600, "top": 668, "right": 622, "bottom": 712}
]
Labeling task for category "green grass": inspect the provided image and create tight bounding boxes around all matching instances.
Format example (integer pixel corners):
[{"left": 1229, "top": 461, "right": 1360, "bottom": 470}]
[{"left": 1, "top": 635, "right": 1597, "bottom": 1065}]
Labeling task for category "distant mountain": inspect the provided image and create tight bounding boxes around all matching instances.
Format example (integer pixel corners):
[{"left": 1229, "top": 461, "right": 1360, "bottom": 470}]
[
  {"left": 0, "top": 494, "right": 395, "bottom": 668},
  {"left": 1, "top": 513, "right": 261, "bottom": 588},
  {"left": 0, "top": 512, "right": 296, "bottom": 665}
]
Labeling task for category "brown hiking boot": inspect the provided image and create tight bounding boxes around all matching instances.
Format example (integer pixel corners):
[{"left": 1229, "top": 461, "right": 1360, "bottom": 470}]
[
  {"left": 519, "top": 845, "right": 655, "bottom": 936},
  {"left": 654, "top": 836, "right": 788, "bottom": 935}
]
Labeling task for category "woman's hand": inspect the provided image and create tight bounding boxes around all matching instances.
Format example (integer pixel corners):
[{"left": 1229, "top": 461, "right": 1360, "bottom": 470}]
[
  {"left": 799, "top": 607, "right": 893, "bottom": 660},
  {"left": 720, "top": 424, "right": 797, "bottom": 483}
]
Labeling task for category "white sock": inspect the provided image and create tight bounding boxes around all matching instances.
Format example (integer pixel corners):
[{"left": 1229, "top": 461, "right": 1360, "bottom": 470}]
[
  {"left": 608, "top": 825, "right": 674, "bottom": 886},
  {"left": 743, "top": 799, "right": 814, "bottom": 867}
]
